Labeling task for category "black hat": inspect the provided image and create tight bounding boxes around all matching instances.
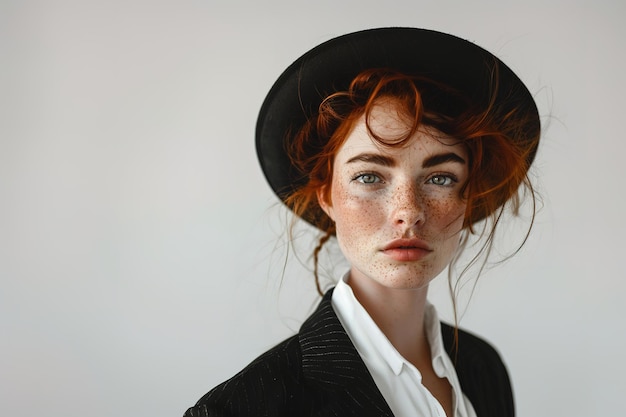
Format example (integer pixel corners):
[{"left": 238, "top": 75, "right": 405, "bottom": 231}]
[{"left": 256, "top": 27, "right": 540, "bottom": 228}]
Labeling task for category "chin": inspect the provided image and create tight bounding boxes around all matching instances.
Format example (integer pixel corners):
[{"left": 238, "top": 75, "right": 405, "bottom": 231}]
[{"left": 370, "top": 265, "right": 442, "bottom": 291}]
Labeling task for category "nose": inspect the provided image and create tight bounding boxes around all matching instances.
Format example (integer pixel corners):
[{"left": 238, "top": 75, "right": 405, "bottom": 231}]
[{"left": 390, "top": 181, "right": 424, "bottom": 228}]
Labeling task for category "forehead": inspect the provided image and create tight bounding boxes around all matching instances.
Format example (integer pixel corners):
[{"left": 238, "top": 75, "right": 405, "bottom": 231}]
[{"left": 335, "top": 106, "right": 466, "bottom": 162}]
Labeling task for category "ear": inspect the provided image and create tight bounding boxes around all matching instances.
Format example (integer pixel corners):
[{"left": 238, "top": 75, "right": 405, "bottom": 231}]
[{"left": 316, "top": 185, "right": 334, "bottom": 221}]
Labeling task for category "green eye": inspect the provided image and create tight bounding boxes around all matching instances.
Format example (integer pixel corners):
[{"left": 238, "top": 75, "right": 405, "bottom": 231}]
[
  {"left": 428, "top": 175, "right": 454, "bottom": 186},
  {"left": 355, "top": 174, "right": 380, "bottom": 184}
]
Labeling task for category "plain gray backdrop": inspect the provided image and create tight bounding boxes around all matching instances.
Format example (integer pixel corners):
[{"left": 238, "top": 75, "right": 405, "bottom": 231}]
[{"left": 1, "top": 0, "right": 625, "bottom": 416}]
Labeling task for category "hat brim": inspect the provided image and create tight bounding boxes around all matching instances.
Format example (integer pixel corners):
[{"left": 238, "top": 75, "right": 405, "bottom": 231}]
[{"left": 256, "top": 27, "right": 539, "bottom": 227}]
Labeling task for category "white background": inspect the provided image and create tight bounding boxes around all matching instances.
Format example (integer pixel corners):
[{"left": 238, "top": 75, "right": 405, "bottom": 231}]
[{"left": 1, "top": 1, "right": 625, "bottom": 416}]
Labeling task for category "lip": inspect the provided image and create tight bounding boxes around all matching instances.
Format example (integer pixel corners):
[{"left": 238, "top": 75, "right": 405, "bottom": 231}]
[{"left": 381, "top": 238, "right": 432, "bottom": 262}]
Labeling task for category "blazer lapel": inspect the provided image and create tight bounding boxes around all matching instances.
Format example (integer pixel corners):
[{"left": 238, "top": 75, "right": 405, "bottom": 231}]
[{"left": 298, "top": 289, "right": 394, "bottom": 417}]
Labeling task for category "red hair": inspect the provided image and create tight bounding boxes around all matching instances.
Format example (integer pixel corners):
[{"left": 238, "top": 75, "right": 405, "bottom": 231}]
[{"left": 284, "top": 68, "right": 539, "bottom": 295}]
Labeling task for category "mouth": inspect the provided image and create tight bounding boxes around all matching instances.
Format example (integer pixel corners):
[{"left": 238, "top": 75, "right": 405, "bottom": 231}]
[
  {"left": 381, "top": 238, "right": 432, "bottom": 262},
  {"left": 383, "top": 238, "right": 431, "bottom": 251}
]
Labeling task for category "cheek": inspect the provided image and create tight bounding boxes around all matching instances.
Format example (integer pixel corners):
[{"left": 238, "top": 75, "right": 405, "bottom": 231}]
[
  {"left": 331, "top": 186, "right": 388, "bottom": 237},
  {"left": 424, "top": 196, "right": 467, "bottom": 232}
]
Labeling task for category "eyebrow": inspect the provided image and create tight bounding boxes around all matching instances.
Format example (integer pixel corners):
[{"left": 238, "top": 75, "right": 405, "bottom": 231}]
[
  {"left": 345, "top": 151, "right": 466, "bottom": 168},
  {"left": 345, "top": 153, "right": 396, "bottom": 167},
  {"left": 422, "top": 152, "right": 466, "bottom": 168}
]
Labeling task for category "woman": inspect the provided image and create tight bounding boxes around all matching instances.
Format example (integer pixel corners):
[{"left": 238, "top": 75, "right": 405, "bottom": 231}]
[{"left": 184, "top": 28, "right": 540, "bottom": 417}]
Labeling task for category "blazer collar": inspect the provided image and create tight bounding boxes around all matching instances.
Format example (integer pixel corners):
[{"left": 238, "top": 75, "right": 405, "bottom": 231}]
[
  {"left": 298, "top": 288, "right": 394, "bottom": 416},
  {"left": 297, "top": 289, "right": 510, "bottom": 417}
]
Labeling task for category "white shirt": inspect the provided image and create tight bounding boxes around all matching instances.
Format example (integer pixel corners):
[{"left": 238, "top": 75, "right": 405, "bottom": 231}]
[{"left": 331, "top": 274, "right": 477, "bottom": 417}]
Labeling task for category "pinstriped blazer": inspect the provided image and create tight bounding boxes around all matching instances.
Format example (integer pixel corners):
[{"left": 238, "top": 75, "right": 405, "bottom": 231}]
[{"left": 183, "top": 289, "right": 514, "bottom": 417}]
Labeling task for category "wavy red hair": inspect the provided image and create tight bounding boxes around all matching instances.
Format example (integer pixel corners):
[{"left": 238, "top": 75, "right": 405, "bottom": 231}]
[{"left": 284, "top": 68, "right": 539, "bottom": 295}]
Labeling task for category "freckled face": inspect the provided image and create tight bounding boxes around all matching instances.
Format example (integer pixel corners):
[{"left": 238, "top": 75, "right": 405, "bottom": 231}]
[{"left": 318, "top": 102, "right": 468, "bottom": 291}]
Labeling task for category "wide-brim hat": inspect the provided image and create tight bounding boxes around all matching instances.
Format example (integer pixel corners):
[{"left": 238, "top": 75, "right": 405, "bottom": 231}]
[{"left": 256, "top": 27, "right": 540, "bottom": 228}]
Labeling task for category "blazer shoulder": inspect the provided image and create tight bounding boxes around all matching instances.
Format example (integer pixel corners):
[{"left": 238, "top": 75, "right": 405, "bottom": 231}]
[
  {"left": 184, "top": 290, "right": 392, "bottom": 417},
  {"left": 183, "top": 335, "right": 308, "bottom": 417},
  {"left": 441, "top": 323, "right": 506, "bottom": 366},
  {"left": 441, "top": 323, "right": 515, "bottom": 417}
]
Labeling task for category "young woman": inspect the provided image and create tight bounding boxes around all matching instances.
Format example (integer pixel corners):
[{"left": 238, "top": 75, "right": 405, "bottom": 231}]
[{"left": 184, "top": 27, "right": 540, "bottom": 417}]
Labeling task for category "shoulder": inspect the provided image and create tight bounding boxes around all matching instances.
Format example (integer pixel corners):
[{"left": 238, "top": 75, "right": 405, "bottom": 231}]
[
  {"left": 441, "top": 323, "right": 515, "bottom": 417},
  {"left": 182, "top": 290, "right": 384, "bottom": 417},
  {"left": 183, "top": 290, "right": 344, "bottom": 417},
  {"left": 183, "top": 335, "right": 308, "bottom": 417},
  {"left": 441, "top": 323, "right": 509, "bottom": 371}
]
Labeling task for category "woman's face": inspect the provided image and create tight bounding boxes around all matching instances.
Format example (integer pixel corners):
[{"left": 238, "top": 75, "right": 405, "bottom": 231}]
[{"left": 318, "top": 100, "right": 468, "bottom": 291}]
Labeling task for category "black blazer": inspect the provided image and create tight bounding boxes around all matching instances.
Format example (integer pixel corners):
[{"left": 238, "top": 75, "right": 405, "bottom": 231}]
[{"left": 184, "top": 289, "right": 514, "bottom": 417}]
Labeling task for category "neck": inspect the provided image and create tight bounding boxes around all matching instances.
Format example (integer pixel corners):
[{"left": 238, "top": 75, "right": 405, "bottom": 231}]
[{"left": 346, "top": 274, "right": 431, "bottom": 366}]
